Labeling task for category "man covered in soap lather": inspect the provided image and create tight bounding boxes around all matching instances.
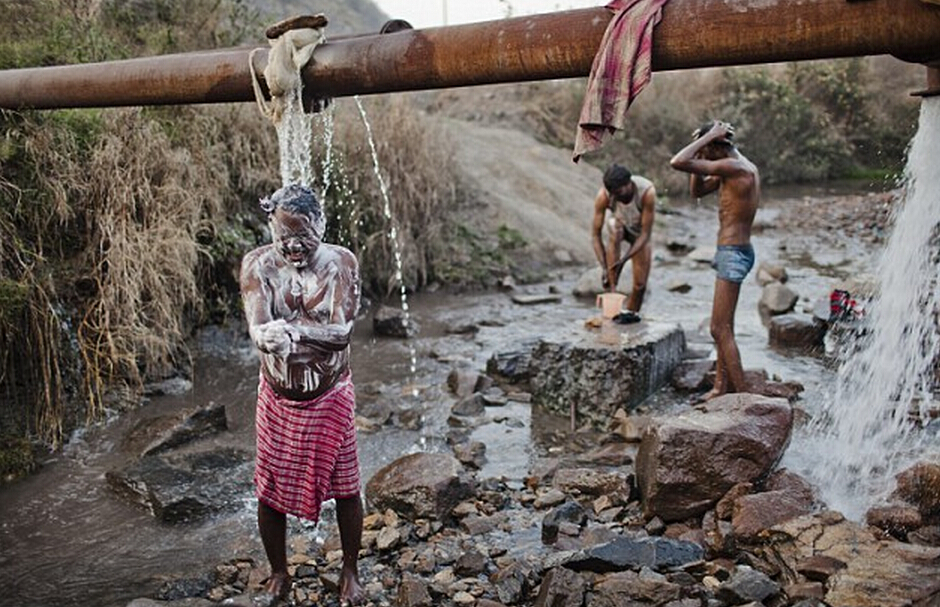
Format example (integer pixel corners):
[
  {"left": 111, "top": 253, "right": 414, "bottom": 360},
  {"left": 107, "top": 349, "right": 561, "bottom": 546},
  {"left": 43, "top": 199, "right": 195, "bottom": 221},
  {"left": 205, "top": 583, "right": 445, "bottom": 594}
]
[{"left": 240, "top": 183, "right": 364, "bottom": 605}]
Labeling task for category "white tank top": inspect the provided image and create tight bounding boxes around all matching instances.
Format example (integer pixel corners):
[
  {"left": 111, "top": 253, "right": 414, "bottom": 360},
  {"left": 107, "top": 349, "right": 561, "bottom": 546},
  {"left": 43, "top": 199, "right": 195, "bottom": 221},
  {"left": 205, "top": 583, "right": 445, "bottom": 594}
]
[{"left": 610, "top": 175, "right": 653, "bottom": 238}]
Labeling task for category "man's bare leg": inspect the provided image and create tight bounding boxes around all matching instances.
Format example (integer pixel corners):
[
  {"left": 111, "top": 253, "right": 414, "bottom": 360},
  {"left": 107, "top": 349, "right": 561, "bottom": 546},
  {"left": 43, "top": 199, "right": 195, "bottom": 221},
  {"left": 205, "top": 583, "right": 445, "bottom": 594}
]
[
  {"left": 257, "top": 501, "right": 291, "bottom": 601},
  {"left": 606, "top": 226, "right": 624, "bottom": 292},
  {"left": 698, "top": 358, "right": 726, "bottom": 403},
  {"left": 335, "top": 496, "right": 364, "bottom": 605},
  {"left": 709, "top": 277, "right": 747, "bottom": 396},
  {"left": 626, "top": 244, "right": 651, "bottom": 312}
]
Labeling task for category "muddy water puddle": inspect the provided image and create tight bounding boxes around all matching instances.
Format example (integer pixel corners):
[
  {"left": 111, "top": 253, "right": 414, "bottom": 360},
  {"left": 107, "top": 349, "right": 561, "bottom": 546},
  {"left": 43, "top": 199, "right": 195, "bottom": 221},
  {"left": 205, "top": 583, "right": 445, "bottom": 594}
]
[{"left": 0, "top": 184, "right": 885, "bottom": 607}]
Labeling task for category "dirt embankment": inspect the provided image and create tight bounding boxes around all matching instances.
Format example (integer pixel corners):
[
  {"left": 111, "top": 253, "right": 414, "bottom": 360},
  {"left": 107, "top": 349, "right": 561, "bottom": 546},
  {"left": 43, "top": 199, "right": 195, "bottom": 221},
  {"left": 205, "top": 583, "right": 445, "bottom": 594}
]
[{"left": 440, "top": 116, "right": 599, "bottom": 266}]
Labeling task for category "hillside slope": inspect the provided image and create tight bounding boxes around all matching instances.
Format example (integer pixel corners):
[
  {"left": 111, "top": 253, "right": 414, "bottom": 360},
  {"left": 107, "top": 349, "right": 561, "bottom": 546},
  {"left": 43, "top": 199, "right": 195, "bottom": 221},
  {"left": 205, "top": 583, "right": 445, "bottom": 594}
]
[{"left": 441, "top": 117, "right": 597, "bottom": 265}]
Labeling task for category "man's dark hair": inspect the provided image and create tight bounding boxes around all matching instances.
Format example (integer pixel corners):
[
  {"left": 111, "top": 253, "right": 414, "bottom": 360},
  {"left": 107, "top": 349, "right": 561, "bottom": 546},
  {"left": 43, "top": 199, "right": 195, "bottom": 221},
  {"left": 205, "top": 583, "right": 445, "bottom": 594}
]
[
  {"left": 693, "top": 121, "right": 734, "bottom": 146},
  {"left": 260, "top": 184, "right": 325, "bottom": 231},
  {"left": 603, "top": 164, "right": 633, "bottom": 192}
]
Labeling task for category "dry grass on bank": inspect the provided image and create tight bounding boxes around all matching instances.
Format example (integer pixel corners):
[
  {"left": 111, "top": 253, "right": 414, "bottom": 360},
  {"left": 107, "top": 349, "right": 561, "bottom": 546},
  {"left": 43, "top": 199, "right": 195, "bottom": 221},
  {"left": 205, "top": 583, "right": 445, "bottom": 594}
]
[
  {"left": 0, "top": 95, "right": 467, "bottom": 446},
  {"left": 0, "top": 104, "right": 281, "bottom": 444}
]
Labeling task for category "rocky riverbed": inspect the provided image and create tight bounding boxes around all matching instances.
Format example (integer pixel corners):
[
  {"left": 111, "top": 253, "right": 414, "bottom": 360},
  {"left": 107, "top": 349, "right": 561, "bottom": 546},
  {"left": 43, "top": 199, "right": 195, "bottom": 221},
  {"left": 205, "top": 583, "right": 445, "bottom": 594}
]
[
  {"left": 7, "top": 185, "right": 939, "bottom": 607},
  {"left": 118, "top": 187, "right": 940, "bottom": 607}
]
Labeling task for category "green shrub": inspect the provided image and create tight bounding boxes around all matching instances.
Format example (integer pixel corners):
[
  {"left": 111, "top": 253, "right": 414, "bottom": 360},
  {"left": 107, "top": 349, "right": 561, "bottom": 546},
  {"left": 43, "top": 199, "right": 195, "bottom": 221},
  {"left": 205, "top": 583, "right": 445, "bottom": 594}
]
[{"left": 716, "top": 67, "right": 854, "bottom": 183}]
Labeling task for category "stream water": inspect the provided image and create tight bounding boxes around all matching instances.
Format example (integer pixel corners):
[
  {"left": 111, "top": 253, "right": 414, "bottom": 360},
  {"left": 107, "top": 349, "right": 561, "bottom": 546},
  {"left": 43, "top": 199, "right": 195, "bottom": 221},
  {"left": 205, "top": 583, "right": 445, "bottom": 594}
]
[{"left": 0, "top": 181, "right": 895, "bottom": 607}]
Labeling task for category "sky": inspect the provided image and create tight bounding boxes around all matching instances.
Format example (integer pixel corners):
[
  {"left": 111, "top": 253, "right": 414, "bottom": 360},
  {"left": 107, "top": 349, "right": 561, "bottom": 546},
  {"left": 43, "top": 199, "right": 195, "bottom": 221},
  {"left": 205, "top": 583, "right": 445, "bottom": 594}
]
[{"left": 371, "top": 0, "right": 603, "bottom": 29}]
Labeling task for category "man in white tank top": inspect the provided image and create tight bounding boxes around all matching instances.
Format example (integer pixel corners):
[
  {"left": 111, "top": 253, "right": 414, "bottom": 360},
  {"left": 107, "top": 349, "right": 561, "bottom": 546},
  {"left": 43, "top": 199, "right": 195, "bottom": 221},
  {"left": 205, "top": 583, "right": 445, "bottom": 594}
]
[{"left": 591, "top": 163, "right": 657, "bottom": 313}]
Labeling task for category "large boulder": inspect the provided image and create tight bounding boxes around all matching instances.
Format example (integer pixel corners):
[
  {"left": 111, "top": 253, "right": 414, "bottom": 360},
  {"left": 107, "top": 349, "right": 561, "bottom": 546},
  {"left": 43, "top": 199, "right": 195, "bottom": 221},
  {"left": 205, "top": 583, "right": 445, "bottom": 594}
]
[
  {"left": 768, "top": 512, "right": 940, "bottom": 607},
  {"left": 106, "top": 448, "right": 252, "bottom": 523},
  {"left": 635, "top": 393, "right": 793, "bottom": 522},
  {"left": 528, "top": 322, "right": 686, "bottom": 428},
  {"left": 365, "top": 452, "right": 476, "bottom": 521}
]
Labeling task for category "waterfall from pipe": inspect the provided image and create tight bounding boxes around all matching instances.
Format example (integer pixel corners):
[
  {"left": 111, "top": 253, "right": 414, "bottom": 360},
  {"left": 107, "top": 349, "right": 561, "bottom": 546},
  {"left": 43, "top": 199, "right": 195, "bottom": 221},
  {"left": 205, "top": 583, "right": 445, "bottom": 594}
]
[
  {"left": 354, "top": 96, "right": 419, "bottom": 395},
  {"left": 273, "top": 83, "right": 419, "bottom": 398},
  {"left": 785, "top": 97, "right": 940, "bottom": 521},
  {"left": 276, "top": 87, "right": 314, "bottom": 187}
]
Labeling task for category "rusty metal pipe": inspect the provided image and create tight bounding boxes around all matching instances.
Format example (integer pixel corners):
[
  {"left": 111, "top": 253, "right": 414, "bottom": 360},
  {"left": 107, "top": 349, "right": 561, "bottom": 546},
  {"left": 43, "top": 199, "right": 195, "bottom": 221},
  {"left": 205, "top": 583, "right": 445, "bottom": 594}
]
[
  {"left": 0, "top": 0, "right": 938, "bottom": 110},
  {"left": 913, "top": 65, "right": 940, "bottom": 97}
]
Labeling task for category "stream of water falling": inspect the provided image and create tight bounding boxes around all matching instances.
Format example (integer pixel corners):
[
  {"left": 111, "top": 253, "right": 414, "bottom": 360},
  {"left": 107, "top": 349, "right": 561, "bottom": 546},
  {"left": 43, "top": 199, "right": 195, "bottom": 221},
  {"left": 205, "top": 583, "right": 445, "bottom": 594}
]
[
  {"left": 272, "top": 87, "right": 419, "bottom": 393},
  {"left": 276, "top": 87, "right": 314, "bottom": 186},
  {"left": 785, "top": 97, "right": 940, "bottom": 520},
  {"left": 354, "top": 96, "right": 419, "bottom": 392}
]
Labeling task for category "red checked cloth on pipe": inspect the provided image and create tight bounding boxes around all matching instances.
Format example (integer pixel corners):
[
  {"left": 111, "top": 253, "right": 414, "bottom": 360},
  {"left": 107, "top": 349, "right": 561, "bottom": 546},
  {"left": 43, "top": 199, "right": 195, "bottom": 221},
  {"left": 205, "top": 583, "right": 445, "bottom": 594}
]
[
  {"left": 573, "top": 0, "right": 669, "bottom": 162},
  {"left": 254, "top": 372, "right": 360, "bottom": 521}
]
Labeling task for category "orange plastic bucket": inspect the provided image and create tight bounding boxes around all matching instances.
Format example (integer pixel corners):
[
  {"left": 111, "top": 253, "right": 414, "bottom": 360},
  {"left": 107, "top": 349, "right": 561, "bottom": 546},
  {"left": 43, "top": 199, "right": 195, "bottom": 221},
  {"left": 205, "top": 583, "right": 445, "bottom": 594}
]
[{"left": 596, "top": 292, "right": 626, "bottom": 319}]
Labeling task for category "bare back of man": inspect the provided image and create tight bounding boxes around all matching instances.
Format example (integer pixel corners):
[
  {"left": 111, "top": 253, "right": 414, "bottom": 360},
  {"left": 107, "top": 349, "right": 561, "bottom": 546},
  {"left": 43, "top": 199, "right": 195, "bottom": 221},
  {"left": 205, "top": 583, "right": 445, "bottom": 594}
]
[{"left": 670, "top": 121, "right": 759, "bottom": 400}]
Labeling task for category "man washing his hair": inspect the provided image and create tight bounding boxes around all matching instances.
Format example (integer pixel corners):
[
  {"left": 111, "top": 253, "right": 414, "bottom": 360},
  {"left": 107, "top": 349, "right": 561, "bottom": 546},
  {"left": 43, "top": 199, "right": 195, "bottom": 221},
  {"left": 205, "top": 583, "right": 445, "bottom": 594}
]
[{"left": 670, "top": 121, "right": 759, "bottom": 401}]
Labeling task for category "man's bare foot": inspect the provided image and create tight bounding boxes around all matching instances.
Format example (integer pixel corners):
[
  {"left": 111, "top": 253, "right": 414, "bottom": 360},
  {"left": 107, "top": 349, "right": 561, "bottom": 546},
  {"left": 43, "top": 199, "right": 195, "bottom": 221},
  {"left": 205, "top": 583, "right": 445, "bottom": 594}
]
[
  {"left": 252, "top": 572, "right": 291, "bottom": 607},
  {"left": 338, "top": 567, "right": 364, "bottom": 606}
]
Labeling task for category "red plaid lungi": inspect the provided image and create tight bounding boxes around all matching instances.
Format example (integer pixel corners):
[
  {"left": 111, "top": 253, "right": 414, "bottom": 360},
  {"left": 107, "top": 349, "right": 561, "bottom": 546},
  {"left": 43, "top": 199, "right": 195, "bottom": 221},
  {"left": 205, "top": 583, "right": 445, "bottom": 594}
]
[{"left": 254, "top": 372, "right": 360, "bottom": 522}]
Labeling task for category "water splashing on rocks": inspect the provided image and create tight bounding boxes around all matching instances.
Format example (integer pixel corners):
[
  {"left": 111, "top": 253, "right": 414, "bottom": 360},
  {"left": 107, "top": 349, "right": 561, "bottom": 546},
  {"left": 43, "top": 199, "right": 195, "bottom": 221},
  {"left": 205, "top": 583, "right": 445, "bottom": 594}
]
[{"left": 787, "top": 98, "right": 940, "bottom": 520}]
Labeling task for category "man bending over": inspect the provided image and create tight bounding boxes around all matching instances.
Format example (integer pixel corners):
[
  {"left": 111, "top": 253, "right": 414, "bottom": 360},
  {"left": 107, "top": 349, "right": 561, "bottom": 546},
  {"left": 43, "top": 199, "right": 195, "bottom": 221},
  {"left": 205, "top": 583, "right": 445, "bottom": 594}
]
[{"left": 591, "top": 163, "right": 657, "bottom": 313}]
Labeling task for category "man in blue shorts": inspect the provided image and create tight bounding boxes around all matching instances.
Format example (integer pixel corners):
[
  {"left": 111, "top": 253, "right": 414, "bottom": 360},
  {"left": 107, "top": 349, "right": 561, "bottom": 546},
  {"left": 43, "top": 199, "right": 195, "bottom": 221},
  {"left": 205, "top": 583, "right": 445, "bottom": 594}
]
[{"left": 670, "top": 121, "right": 759, "bottom": 401}]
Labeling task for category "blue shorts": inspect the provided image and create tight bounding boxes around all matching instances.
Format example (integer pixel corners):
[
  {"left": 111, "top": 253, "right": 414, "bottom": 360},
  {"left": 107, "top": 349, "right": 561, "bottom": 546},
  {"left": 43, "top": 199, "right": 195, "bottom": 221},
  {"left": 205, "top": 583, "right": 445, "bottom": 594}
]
[{"left": 711, "top": 244, "right": 755, "bottom": 284}]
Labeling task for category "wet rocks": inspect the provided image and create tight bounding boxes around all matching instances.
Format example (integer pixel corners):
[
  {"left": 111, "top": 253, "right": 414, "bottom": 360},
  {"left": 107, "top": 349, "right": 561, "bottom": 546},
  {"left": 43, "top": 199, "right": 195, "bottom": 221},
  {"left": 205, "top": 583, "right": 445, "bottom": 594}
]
[
  {"left": 768, "top": 314, "right": 826, "bottom": 353},
  {"left": 541, "top": 500, "right": 587, "bottom": 544},
  {"left": 756, "top": 261, "right": 789, "bottom": 287},
  {"left": 768, "top": 512, "right": 940, "bottom": 606},
  {"left": 452, "top": 440, "right": 487, "bottom": 470},
  {"left": 715, "top": 566, "right": 779, "bottom": 604},
  {"left": 106, "top": 447, "right": 252, "bottom": 523},
  {"left": 365, "top": 452, "right": 476, "bottom": 521},
  {"left": 142, "top": 402, "right": 228, "bottom": 456},
  {"left": 893, "top": 461, "right": 940, "bottom": 516},
  {"left": 451, "top": 393, "right": 486, "bottom": 417},
  {"left": 397, "top": 577, "right": 433, "bottom": 607},
  {"left": 133, "top": 435, "right": 940, "bottom": 607},
  {"left": 553, "top": 467, "right": 633, "bottom": 507},
  {"left": 636, "top": 393, "right": 793, "bottom": 521},
  {"left": 588, "top": 568, "right": 685, "bottom": 605},
  {"left": 446, "top": 368, "right": 488, "bottom": 398},
  {"left": 526, "top": 322, "right": 686, "bottom": 427},
  {"left": 731, "top": 489, "right": 815, "bottom": 542},
  {"left": 486, "top": 342, "right": 538, "bottom": 383},
  {"left": 107, "top": 402, "right": 250, "bottom": 523},
  {"left": 532, "top": 566, "right": 586, "bottom": 607},
  {"left": 373, "top": 304, "right": 419, "bottom": 338},
  {"left": 758, "top": 282, "right": 798, "bottom": 324},
  {"left": 670, "top": 358, "right": 714, "bottom": 392},
  {"left": 561, "top": 536, "right": 705, "bottom": 573},
  {"left": 865, "top": 504, "right": 923, "bottom": 540}
]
